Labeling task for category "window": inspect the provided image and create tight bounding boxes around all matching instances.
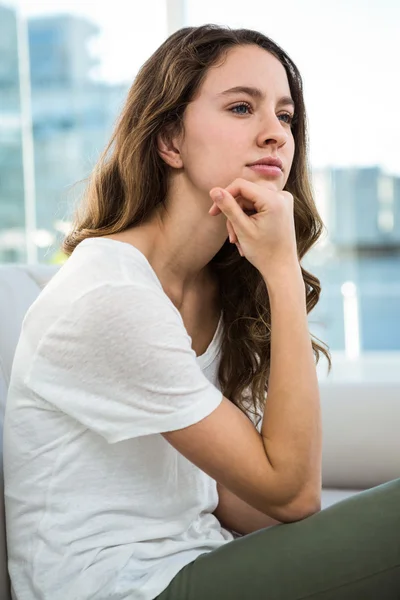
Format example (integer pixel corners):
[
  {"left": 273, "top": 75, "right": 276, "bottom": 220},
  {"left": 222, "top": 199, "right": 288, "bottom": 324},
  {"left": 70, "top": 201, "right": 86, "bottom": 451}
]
[{"left": 1, "top": 0, "right": 399, "bottom": 356}]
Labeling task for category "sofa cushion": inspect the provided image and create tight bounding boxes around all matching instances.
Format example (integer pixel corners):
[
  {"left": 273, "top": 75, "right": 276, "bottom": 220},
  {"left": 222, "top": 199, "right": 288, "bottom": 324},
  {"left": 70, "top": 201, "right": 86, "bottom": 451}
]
[
  {"left": 0, "top": 265, "right": 58, "bottom": 600},
  {"left": 0, "top": 265, "right": 59, "bottom": 392}
]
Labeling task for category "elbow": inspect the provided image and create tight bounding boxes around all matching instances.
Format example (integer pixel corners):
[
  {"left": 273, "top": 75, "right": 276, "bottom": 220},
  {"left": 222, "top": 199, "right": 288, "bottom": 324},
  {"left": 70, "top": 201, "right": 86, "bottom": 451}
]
[
  {"left": 273, "top": 491, "right": 322, "bottom": 523},
  {"left": 281, "top": 499, "right": 321, "bottom": 523}
]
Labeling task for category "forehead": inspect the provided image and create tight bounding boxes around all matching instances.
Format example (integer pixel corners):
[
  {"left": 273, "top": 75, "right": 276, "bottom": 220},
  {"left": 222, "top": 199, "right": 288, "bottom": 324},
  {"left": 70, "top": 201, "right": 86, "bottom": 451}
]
[{"left": 199, "top": 44, "right": 291, "bottom": 99}]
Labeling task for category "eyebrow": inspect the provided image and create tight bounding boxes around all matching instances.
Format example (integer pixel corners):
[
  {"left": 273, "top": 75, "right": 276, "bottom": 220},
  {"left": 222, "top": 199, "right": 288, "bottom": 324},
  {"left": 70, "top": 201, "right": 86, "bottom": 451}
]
[{"left": 217, "top": 86, "right": 295, "bottom": 111}]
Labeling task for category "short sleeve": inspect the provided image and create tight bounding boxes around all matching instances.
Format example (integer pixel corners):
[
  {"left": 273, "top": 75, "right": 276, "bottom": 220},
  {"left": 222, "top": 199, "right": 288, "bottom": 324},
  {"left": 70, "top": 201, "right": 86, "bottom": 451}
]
[{"left": 26, "top": 284, "right": 223, "bottom": 443}]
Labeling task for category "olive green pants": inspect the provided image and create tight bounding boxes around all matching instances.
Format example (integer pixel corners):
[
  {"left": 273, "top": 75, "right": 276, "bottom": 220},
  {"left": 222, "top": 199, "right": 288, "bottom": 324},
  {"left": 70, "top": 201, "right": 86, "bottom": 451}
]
[{"left": 156, "top": 478, "right": 400, "bottom": 600}]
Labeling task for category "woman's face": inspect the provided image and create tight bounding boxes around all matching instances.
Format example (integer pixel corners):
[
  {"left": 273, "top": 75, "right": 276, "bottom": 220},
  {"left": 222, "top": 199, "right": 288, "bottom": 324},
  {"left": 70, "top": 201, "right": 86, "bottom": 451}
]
[{"left": 178, "top": 44, "right": 296, "bottom": 196}]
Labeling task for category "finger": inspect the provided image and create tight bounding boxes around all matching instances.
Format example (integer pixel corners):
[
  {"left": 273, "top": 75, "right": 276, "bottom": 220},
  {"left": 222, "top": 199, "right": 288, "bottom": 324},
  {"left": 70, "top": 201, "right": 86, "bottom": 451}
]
[
  {"left": 226, "top": 220, "right": 237, "bottom": 244},
  {"left": 209, "top": 196, "right": 253, "bottom": 217},
  {"left": 224, "top": 178, "right": 274, "bottom": 213},
  {"left": 209, "top": 188, "right": 251, "bottom": 235},
  {"left": 209, "top": 187, "right": 259, "bottom": 217},
  {"left": 208, "top": 202, "right": 222, "bottom": 216}
]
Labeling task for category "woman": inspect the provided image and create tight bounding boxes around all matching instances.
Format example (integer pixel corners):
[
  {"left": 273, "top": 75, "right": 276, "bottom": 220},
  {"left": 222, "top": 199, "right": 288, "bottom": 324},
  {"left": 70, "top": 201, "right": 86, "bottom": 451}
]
[{"left": 4, "top": 24, "right": 399, "bottom": 600}]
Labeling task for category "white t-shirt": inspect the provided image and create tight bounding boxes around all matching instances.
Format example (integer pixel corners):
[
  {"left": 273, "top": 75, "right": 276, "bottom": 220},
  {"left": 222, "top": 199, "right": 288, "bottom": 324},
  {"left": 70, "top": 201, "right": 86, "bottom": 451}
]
[{"left": 4, "top": 237, "right": 233, "bottom": 600}]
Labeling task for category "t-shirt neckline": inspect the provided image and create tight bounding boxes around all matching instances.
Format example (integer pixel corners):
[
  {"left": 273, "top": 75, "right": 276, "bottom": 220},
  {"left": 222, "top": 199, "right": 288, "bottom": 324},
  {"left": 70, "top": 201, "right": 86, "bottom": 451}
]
[{"left": 78, "top": 237, "right": 223, "bottom": 365}]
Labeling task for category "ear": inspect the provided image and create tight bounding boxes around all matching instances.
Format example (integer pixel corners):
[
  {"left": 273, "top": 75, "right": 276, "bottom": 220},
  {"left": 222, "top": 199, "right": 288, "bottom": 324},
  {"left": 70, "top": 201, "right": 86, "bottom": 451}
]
[{"left": 156, "top": 129, "right": 183, "bottom": 169}]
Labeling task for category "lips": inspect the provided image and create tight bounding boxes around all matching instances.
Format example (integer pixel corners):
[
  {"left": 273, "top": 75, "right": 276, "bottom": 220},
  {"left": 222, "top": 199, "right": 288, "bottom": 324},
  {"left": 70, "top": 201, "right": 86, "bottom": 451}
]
[
  {"left": 247, "top": 157, "right": 283, "bottom": 170},
  {"left": 247, "top": 164, "right": 282, "bottom": 178}
]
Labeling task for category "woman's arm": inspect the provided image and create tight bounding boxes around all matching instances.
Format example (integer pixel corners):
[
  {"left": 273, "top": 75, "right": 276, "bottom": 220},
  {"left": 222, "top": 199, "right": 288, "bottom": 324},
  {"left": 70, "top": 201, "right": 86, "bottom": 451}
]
[
  {"left": 214, "top": 482, "right": 281, "bottom": 535},
  {"left": 259, "top": 265, "right": 322, "bottom": 513},
  {"left": 163, "top": 264, "right": 321, "bottom": 521}
]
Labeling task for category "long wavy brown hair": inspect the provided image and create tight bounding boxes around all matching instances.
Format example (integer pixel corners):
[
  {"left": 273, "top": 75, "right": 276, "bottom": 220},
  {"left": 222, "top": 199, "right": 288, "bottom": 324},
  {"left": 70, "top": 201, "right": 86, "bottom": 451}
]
[{"left": 63, "top": 24, "right": 331, "bottom": 425}]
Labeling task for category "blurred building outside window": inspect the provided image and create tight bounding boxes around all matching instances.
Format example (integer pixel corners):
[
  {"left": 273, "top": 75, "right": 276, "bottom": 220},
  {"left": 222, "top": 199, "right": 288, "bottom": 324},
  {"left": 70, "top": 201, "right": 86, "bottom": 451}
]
[{"left": 0, "top": 0, "right": 399, "bottom": 361}]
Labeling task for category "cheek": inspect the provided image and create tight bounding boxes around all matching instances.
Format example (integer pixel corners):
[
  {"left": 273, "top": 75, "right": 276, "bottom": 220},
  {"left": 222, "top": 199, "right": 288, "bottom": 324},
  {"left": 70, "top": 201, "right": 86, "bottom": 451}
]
[
  {"left": 283, "top": 141, "right": 296, "bottom": 185},
  {"left": 185, "top": 153, "right": 237, "bottom": 193},
  {"left": 189, "top": 113, "right": 237, "bottom": 153},
  {"left": 285, "top": 136, "right": 295, "bottom": 165},
  {"left": 182, "top": 119, "right": 244, "bottom": 189}
]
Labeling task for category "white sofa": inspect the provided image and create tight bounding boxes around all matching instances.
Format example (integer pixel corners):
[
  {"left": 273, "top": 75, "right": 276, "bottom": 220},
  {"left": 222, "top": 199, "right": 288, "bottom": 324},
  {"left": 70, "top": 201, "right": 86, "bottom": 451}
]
[{"left": 0, "top": 264, "right": 399, "bottom": 600}]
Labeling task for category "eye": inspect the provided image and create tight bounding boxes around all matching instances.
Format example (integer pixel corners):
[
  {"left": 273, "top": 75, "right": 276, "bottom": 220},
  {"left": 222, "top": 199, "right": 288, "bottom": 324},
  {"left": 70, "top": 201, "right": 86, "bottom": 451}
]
[
  {"left": 279, "top": 112, "right": 295, "bottom": 125},
  {"left": 229, "top": 102, "right": 252, "bottom": 115}
]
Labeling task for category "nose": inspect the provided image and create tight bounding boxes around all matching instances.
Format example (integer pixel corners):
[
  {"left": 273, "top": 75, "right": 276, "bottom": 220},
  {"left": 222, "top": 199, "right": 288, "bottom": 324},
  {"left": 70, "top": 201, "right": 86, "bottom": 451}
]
[{"left": 256, "top": 113, "right": 289, "bottom": 149}]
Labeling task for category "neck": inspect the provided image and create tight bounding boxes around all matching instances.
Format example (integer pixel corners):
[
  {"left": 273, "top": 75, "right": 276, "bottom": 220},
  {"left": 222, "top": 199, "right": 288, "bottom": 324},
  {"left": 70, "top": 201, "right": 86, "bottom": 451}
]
[{"left": 124, "top": 178, "right": 228, "bottom": 304}]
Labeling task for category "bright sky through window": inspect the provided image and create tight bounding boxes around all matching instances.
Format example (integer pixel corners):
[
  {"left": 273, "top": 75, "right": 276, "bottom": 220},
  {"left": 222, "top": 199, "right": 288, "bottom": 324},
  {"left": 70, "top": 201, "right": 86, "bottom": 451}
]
[{"left": 10, "top": 0, "right": 400, "bottom": 175}]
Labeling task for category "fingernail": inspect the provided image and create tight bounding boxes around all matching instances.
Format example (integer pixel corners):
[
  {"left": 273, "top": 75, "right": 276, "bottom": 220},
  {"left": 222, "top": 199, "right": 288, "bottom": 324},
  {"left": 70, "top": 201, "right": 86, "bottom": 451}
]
[{"left": 211, "top": 189, "right": 223, "bottom": 202}]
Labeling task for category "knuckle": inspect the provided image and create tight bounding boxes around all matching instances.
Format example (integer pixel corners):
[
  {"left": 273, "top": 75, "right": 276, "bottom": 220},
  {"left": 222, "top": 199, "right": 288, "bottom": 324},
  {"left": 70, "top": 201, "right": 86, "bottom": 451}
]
[{"left": 230, "top": 177, "right": 249, "bottom": 190}]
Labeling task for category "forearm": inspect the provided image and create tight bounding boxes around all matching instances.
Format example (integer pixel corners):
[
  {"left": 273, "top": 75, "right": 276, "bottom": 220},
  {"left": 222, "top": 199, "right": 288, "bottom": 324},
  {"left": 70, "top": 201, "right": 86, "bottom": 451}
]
[
  {"left": 260, "top": 264, "right": 322, "bottom": 508},
  {"left": 214, "top": 483, "right": 281, "bottom": 535}
]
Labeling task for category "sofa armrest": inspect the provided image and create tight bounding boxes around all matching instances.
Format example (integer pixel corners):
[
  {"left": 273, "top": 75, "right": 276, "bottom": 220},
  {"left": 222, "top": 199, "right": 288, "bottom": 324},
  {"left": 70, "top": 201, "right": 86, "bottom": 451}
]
[{"left": 320, "top": 380, "right": 400, "bottom": 489}]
